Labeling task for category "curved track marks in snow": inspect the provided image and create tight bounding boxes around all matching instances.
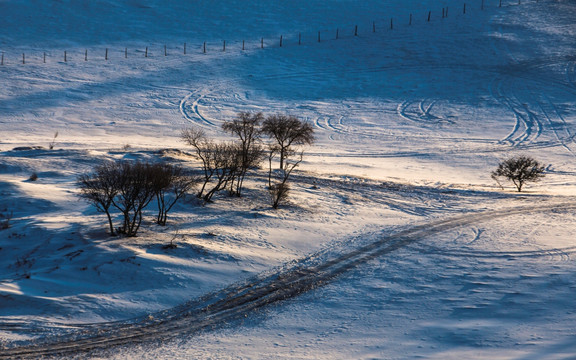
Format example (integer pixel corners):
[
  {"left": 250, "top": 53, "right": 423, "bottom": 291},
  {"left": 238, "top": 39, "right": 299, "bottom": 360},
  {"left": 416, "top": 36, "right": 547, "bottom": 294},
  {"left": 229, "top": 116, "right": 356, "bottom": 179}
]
[
  {"left": 178, "top": 64, "right": 489, "bottom": 136},
  {"left": 397, "top": 99, "right": 454, "bottom": 125},
  {"left": 179, "top": 90, "right": 216, "bottom": 128},
  {"left": 534, "top": 94, "right": 576, "bottom": 156},
  {"left": 2, "top": 202, "right": 574, "bottom": 359},
  {"left": 179, "top": 57, "right": 576, "bottom": 157},
  {"left": 488, "top": 54, "right": 576, "bottom": 153}
]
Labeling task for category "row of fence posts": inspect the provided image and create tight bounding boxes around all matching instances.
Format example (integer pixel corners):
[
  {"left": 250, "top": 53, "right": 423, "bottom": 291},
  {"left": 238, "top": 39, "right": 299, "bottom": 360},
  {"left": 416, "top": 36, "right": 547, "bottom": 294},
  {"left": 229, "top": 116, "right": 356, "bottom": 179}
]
[{"left": 0, "top": 0, "right": 538, "bottom": 66}]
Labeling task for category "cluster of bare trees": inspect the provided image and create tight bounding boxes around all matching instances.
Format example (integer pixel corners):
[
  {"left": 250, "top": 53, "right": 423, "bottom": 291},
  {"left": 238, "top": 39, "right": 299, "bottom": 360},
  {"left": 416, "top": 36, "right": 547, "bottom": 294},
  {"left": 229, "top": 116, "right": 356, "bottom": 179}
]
[
  {"left": 78, "top": 112, "right": 314, "bottom": 236},
  {"left": 182, "top": 112, "right": 315, "bottom": 208},
  {"left": 78, "top": 161, "right": 197, "bottom": 236},
  {"left": 180, "top": 126, "right": 256, "bottom": 203}
]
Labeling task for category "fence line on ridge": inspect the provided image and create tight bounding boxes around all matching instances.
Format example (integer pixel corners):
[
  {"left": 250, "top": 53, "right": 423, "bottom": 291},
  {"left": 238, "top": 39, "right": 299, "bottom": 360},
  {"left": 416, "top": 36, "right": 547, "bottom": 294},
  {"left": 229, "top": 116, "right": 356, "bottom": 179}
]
[{"left": 0, "top": 0, "right": 543, "bottom": 67}]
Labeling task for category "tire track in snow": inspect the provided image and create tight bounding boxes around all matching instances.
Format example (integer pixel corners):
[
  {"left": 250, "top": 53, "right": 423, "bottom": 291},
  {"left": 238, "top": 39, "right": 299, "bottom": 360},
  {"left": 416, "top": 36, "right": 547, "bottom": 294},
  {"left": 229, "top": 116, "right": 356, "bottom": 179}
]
[
  {"left": 180, "top": 60, "right": 573, "bottom": 147},
  {"left": 489, "top": 16, "right": 575, "bottom": 150},
  {"left": 327, "top": 115, "right": 346, "bottom": 133},
  {"left": 500, "top": 56, "right": 576, "bottom": 153},
  {"left": 397, "top": 99, "right": 454, "bottom": 125},
  {"left": 178, "top": 63, "right": 498, "bottom": 134},
  {"left": 411, "top": 244, "right": 576, "bottom": 261},
  {"left": 2, "top": 202, "right": 575, "bottom": 358},
  {"left": 534, "top": 94, "right": 576, "bottom": 156},
  {"left": 313, "top": 115, "right": 347, "bottom": 134},
  {"left": 489, "top": 70, "right": 576, "bottom": 154},
  {"left": 179, "top": 89, "right": 217, "bottom": 128},
  {"left": 490, "top": 75, "right": 538, "bottom": 146}
]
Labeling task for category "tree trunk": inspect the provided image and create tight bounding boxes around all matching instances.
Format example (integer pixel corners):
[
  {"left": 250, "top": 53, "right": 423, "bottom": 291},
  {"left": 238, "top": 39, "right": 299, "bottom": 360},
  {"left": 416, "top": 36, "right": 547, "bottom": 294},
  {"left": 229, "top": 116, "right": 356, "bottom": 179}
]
[{"left": 105, "top": 209, "right": 115, "bottom": 235}]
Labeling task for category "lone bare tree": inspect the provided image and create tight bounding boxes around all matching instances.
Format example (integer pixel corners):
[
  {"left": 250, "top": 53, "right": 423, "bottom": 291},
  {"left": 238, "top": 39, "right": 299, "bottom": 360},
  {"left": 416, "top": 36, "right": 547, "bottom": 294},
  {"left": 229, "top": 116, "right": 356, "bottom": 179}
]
[
  {"left": 491, "top": 155, "right": 546, "bottom": 192},
  {"left": 261, "top": 114, "right": 314, "bottom": 170},
  {"left": 222, "top": 112, "right": 265, "bottom": 196}
]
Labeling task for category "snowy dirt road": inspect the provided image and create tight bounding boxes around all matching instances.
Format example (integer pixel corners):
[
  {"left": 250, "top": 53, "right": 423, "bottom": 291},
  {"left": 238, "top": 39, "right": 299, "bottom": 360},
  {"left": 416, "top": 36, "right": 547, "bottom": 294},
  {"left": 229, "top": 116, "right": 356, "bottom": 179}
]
[{"left": 1, "top": 200, "right": 573, "bottom": 359}]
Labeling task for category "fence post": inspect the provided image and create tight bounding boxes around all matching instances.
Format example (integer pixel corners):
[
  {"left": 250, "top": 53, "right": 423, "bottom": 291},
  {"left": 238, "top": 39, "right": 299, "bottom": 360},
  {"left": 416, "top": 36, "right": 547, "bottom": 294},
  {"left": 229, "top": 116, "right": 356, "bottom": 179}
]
[
  {"left": 261, "top": 38, "right": 264, "bottom": 48},
  {"left": 463, "top": 3, "right": 466, "bottom": 14},
  {"left": 164, "top": 45, "right": 167, "bottom": 56},
  {"left": 85, "top": 49, "right": 88, "bottom": 61},
  {"left": 499, "top": 0, "right": 502, "bottom": 7},
  {"left": 336, "top": 28, "right": 339, "bottom": 39},
  {"left": 481, "top": 0, "right": 484, "bottom": 10},
  {"left": 242, "top": 40, "right": 245, "bottom": 50},
  {"left": 203, "top": 42, "right": 206, "bottom": 53},
  {"left": 299, "top": 32, "right": 301, "bottom": 45},
  {"left": 318, "top": 31, "right": 321, "bottom": 42},
  {"left": 125, "top": 47, "right": 127, "bottom": 58},
  {"left": 390, "top": 18, "right": 393, "bottom": 30},
  {"left": 184, "top": 43, "right": 186, "bottom": 55},
  {"left": 409, "top": 13, "right": 412, "bottom": 25},
  {"left": 428, "top": 11, "right": 431, "bottom": 21},
  {"left": 223, "top": 40, "right": 226, "bottom": 52},
  {"left": 1, "top": 52, "right": 3, "bottom": 65},
  {"left": 280, "top": 35, "right": 283, "bottom": 47},
  {"left": 442, "top": 8, "right": 445, "bottom": 18},
  {"left": 22, "top": 53, "right": 25, "bottom": 64},
  {"left": 354, "top": 25, "right": 358, "bottom": 36},
  {"left": 64, "top": 51, "right": 67, "bottom": 62},
  {"left": 43, "top": 52, "right": 46, "bottom": 63},
  {"left": 145, "top": 47, "right": 148, "bottom": 57},
  {"left": 373, "top": 21, "right": 376, "bottom": 33},
  {"left": 105, "top": 48, "right": 108, "bottom": 60}
]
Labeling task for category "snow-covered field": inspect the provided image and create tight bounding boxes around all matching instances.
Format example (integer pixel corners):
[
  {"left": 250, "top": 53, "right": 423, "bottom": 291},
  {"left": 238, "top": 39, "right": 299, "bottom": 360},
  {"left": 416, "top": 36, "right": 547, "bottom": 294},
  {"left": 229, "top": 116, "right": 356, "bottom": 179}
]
[{"left": 1, "top": 0, "right": 576, "bottom": 358}]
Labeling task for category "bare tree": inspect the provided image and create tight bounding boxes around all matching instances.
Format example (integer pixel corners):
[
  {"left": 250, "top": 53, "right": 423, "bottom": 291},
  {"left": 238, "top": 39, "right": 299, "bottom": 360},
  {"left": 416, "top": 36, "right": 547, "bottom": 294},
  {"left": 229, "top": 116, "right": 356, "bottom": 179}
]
[
  {"left": 112, "top": 161, "right": 158, "bottom": 237},
  {"left": 491, "top": 155, "right": 546, "bottom": 192},
  {"left": 222, "top": 112, "right": 265, "bottom": 196},
  {"left": 270, "top": 152, "right": 303, "bottom": 209},
  {"left": 77, "top": 161, "right": 119, "bottom": 235},
  {"left": 181, "top": 127, "right": 215, "bottom": 199},
  {"left": 182, "top": 127, "right": 245, "bottom": 202},
  {"left": 48, "top": 131, "right": 58, "bottom": 150},
  {"left": 79, "top": 160, "right": 199, "bottom": 235},
  {"left": 261, "top": 114, "right": 314, "bottom": 170},
  {"left": 267, "top": 145, "right": 277, "bottom": 189},
  {"left": 151, "top": 163, "right": 198, "bottom": 226},
  {"left": 201, "top": 141, "right": 242, "bottom": 202}
]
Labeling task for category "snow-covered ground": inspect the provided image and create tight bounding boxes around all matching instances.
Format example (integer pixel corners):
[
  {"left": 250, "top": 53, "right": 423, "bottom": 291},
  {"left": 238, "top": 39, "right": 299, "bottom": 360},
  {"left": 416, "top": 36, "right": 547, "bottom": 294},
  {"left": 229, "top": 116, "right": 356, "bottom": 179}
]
[{"left": 1, "top": 0, "right": 576, "bottom": 358}]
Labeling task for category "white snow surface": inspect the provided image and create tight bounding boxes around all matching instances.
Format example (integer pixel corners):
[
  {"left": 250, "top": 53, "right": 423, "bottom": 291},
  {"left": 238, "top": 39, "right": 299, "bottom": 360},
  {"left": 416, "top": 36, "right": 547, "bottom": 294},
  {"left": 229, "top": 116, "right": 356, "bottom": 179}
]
[{"left": 1, "top": 0, "right": 576, "bottom": 358}]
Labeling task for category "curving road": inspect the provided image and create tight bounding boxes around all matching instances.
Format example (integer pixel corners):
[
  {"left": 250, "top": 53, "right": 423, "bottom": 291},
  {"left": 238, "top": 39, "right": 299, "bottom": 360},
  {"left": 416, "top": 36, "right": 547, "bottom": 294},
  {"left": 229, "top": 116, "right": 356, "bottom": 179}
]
[{"left": 1, "top": 202, "right": 574, "bottom": 359}]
